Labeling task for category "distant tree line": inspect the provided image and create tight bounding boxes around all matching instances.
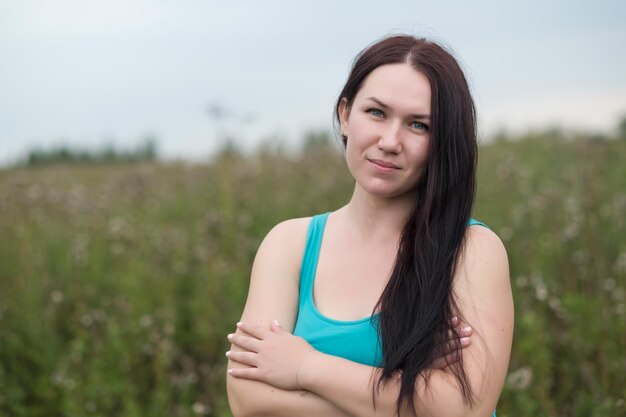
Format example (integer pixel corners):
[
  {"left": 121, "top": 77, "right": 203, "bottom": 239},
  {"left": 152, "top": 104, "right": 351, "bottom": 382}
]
[
  {"left": 18, "top": 114, "right": 626, "bottom": 167},
  {"left": 24, "top": 137, "right": 158, "bottom": 166}
]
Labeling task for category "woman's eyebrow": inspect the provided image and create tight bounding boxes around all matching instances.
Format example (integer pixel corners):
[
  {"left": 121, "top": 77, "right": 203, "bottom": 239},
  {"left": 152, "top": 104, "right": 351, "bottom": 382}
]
[{"left": 365, "top": 96, "right": 430, "bottom": 119}]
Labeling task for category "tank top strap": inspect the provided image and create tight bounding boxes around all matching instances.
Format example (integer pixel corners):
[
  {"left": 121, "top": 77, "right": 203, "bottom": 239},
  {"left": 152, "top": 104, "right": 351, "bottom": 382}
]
[
  {"left": 468, "top": 217, "right": 489, "bottom": 228},
  {"left": 299, "top": 213, "right": 330, "bottom": 306},
  {"left": 298, "top": 214, "right": 488, "bottom": 300}
]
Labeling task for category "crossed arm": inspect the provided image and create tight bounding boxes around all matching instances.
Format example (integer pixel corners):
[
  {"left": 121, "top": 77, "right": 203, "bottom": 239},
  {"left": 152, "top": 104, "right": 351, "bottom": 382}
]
[
  {"left": 226, "top": 220, "right": 513, "bottom": 417},
  {"left": 226, "top": 218, "right": 353, "bottom": 417}
]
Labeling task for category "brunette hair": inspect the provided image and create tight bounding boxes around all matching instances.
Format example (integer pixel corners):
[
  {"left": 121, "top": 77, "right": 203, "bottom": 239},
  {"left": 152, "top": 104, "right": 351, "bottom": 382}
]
[{"left": 334, "top": 35, "right": 478, "bottom": 414}]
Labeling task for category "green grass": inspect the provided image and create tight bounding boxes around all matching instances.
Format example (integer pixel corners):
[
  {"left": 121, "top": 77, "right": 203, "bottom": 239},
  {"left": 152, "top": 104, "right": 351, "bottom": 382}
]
[{"left": 0, "top": 135, "right": 624, "bottom": 416}]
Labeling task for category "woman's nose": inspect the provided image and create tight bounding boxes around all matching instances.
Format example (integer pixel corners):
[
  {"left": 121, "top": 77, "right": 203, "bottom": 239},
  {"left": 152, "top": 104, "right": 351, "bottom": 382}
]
[{"left": 377, "top": 124, "right": 402, "bottom": 153}]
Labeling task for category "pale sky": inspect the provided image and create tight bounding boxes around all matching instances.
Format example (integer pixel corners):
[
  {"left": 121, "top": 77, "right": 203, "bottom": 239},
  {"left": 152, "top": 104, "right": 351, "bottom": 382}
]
[{"left": 1, "top": 0, "right": 625, "bottom": 165}]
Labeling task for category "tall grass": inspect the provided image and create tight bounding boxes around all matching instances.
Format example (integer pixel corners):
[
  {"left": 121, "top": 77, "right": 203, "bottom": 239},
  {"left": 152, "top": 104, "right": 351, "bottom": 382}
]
[{"left": 0, "top": 134, "right": 624, "bottom": 416}]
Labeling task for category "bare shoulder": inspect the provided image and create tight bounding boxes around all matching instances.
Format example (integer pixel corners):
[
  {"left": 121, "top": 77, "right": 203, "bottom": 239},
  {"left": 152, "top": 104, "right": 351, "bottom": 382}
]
[
  {"left": 454, "top": 224, "right": 512, "bottom": 321},
  {"left": 251, "top": 215, "right": 312, "bottom": 285},
  {"left": 458, "top": 225, "right": 510, "bottom": 290},
  {"left": 255, "top": 216, "right": 311, "bottom": 268},
  {"left": 451, "top": 225, "right": 513, "bottom": 414},
  {"left": 467, "top": 224, "right": 508, "bottom": 259},
  {"left": 263, "top": 216, "right": 311, "bottom": 245},
  {"left": 239, "top": 216, "right": 313, "bottom": 331},
  {"left": 227, "top": 216, "right": 316, "bottom": 411}
]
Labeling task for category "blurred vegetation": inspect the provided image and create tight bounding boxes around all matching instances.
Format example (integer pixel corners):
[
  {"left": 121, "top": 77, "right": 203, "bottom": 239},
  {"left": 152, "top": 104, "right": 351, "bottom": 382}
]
[
  {"left": 0, "top": 127, "right": 624, "bottom": 417},
  {"left": 23, "top": 137, "right": 158, "bottom": 166}
]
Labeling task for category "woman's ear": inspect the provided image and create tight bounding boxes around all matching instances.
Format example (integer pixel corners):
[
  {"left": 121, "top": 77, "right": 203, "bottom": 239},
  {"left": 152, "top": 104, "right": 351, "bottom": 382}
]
[{"left": 338, "top": 97, "right": 350, "bottom": 137}]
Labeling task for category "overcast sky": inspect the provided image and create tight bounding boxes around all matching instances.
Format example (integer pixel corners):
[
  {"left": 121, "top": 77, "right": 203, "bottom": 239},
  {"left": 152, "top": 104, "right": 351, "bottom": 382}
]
[{"left": 1, "top": 0, "right": 625, "bottom": 165}]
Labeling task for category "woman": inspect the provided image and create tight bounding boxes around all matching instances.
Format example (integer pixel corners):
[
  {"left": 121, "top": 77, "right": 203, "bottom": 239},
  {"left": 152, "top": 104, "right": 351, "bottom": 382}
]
[{"left": 225, "top": 35, "right": 513, "bottom": 417}]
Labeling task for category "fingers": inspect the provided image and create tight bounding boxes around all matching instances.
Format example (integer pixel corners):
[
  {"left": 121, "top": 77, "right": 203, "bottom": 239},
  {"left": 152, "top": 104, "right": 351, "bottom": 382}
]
[
  {"left": 441, "top": 333, "right": 472, "bottom": 352},
  {"left": 445, "top": 327, "right": 472, "bottom": 343},
  {"left": 228, "top": 319, "right": 288, "bottom": 352},
  {"left": 446, "top": 349, "right": 462, "bottom": 365},
  {"left": 429, "top": 356, "right": 448, "bottom": 370},
  {"left": 236, "top": 321, "right": 268, "bottom": 338},
  {"left": 451, "top": 317, "right": 473, "bottom": 338},
  {"left": 225, "top": 350, "right": 258, "bottom": 367},
  {"left": 460, "top": 336, "right": 471, "bottom": 348},
  {"left": 227, "top": 366, "right": 262, "bottom": 380},
  {"left": 432, "top": 350, "right": 464, "bottom": 370},
  {"left": 270, "top": 319, "right": 288, "bottom": 334},
  {"left": 437, "top": 319, "right": 473, "bottom": 359},
  {"left": 445, "top": 317, "right": 472, "bottom": 348},
  {"left": 446, "top": 325, "right": 472, "bottom": 341},
  {"left": 443, "top": 335, "right": 471, "bottom": 349},
  {"left": 227, "top": 332, "right": 261, "bottom": 353}
]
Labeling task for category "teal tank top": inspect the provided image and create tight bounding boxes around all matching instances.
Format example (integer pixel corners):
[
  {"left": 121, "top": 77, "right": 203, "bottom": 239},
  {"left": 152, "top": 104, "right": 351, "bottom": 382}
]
[
  {"left": 293, "top": 212, "right": 382, "bottom": 366},
  {"left": 293, "top": 213, "right": 496, "bottom": 417},
  {"left": 293, "top": 213, "right": 489, "bottom": 366}
]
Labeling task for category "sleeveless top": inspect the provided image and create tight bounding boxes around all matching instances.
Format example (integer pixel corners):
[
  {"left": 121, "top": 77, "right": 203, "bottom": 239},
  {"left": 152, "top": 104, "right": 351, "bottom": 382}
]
[
  {"left": 293, "top": 212, "right": 382, "bottom": 365},
  {"left": 292, "top": 213, "right": 496, "bottom": 417},
  {"left": 293, "top": 212, "right": 489, "bottom": 365}
]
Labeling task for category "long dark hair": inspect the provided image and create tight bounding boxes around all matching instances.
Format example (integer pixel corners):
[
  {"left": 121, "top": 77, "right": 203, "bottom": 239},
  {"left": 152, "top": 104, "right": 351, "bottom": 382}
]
[{"left": 334, "top": 35, "right": 478, "bottom": 415}]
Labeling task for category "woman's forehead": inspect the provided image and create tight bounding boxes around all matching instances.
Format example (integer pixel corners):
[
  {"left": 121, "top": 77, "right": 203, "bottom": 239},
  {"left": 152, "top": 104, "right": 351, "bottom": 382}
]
[{"left": 356, "top": 63, "right": 431, "bottom": 115}]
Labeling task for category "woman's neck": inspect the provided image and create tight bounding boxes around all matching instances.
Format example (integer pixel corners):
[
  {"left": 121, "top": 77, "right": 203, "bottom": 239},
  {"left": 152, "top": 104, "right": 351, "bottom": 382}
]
[{"left": 337, "top": 184, "right": 415, "bottom": 242}]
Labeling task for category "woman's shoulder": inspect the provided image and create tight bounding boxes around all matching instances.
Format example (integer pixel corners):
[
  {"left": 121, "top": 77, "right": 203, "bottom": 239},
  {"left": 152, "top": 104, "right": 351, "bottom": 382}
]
[
  {"left": 264, "top": 216, "right": 312, "bottom": 245},
  {"left": 246, "top": 217, "right": 314, "bottom": 302},
  {"left": 465, "top": 222, "right": 507, "bottom": 261},
  {"left": 454, "top": 225, "right": 513, "bottom": 415},
  {"left": 240, "top": 216, "right": 319, "bottom": 335},
  {"left": 254, "top": 216, "right": 314, "bottom": 268},
  {"left": 457, "top": 222, "right": 511, "bottom": 299}
]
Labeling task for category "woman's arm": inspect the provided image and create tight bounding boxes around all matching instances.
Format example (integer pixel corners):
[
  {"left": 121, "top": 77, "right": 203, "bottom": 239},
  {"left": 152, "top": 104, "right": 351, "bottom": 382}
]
[
  {"left": 229, "top": 225, "right": 513, "bottom": 417},
  {"left": 226, "top": 218, "right": 355, "bottom": 417}
]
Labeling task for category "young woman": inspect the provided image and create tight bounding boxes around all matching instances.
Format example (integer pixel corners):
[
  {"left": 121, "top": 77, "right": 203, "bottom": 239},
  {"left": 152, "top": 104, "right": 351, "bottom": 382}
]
[{"left": 225, "top": 35, "right": 514, "bottom": 417}]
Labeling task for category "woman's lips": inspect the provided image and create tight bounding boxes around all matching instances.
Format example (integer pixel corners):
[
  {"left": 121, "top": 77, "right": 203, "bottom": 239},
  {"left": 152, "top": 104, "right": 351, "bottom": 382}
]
[{"left": 368, "top": 158, "right": 400, "bottom": 171}]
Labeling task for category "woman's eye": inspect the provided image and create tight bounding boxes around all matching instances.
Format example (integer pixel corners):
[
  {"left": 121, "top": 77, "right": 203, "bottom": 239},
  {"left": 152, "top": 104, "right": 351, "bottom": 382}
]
[
  {"left": 411, "top": 121, "right": 429, "bottom": 132},
  {"left": 366, "top": 108, "right": 385, "bottom": 118}
]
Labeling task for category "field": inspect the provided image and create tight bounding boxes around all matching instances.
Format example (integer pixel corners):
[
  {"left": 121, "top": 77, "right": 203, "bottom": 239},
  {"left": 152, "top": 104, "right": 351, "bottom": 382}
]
[{"left": 0, "top": 133, "right": 624, "bottom": 416}]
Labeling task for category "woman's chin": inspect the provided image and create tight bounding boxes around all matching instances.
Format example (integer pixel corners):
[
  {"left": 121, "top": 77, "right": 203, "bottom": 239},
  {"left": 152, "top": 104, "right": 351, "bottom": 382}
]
[{"left": 359, "top": 183, "right": 414, "bottom": 200}]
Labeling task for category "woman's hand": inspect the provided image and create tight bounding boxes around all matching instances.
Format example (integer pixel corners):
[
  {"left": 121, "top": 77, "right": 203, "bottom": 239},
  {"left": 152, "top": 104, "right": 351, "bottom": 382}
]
[
  {"left": 227, "top": 316, "right": 471, "bottom": 389},
  {"left": 226, "top": 320, "right": 316, "bottom": 391},
  {"left": 427, "top": 316, "right": 473, "bottom": 370}
]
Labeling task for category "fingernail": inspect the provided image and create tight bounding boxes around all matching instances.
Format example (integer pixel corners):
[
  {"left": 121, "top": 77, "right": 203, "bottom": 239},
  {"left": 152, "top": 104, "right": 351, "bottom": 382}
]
[
  {"left": 273, "top": 319, "right": 280, "bottom": 327},
  {"left": 225, "top": 351, "right": 231, "bottom": 357},
  {"left": 227, "top": 334, "right": 234, "bottom": 341},
  {"left": 236, "top": 322, "right": 242, "bottom": 327},
  {"left": 462, "top": 326, "right": 472, "bottom": 333},
  {"left": 460, "top": 337, "right": 470, "bottom": 346},
  {"left": 227, "top": 369, "right": 233, "bottom": 375}
]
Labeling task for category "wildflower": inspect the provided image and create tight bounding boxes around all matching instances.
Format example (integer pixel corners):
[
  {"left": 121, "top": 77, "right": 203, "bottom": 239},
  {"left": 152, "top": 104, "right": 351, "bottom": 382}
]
[
  {"left": 192, "top": 402, "right": 209, "bottom": 415},
  {"left": 506, "top": 367, "right": 532, "bottom": 390},
  {"left": 80, "top": 314, "right": 94, "bottom": 327},
  {"left": 51, "top": 291, "right": 64, "bottom": 303}
]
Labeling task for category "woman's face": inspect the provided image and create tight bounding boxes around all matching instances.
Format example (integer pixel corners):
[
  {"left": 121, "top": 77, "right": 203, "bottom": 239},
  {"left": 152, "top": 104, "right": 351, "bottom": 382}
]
[{"left": 339, "top": 63, "right": 431, "bottom": 200}]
